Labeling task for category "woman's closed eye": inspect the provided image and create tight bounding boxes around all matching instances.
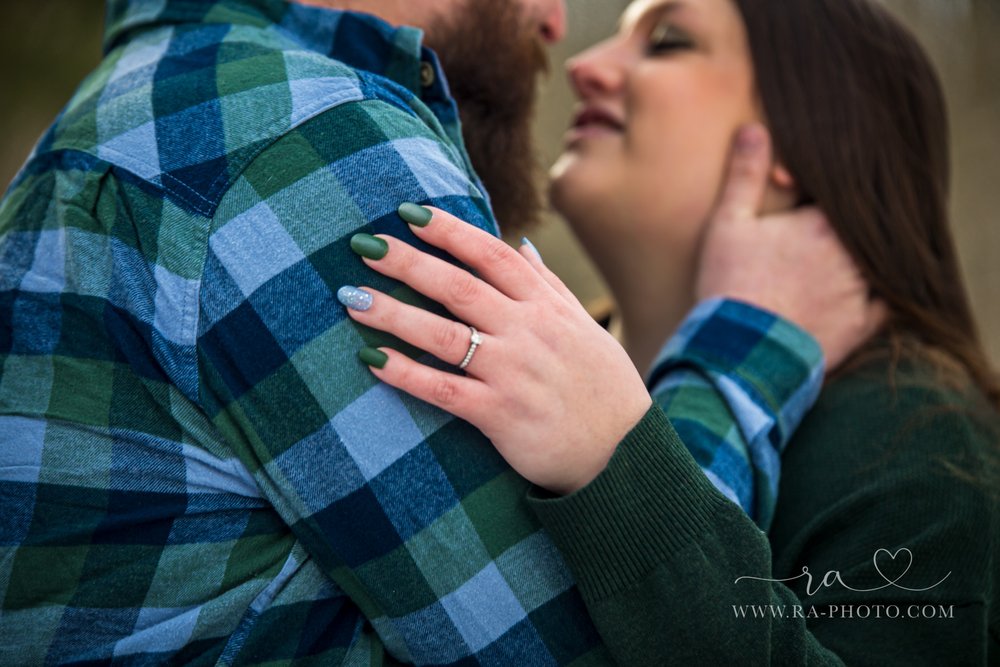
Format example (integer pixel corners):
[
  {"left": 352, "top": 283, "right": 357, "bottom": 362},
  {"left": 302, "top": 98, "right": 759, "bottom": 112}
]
[{"left": 646, "top": 22, "right": 694, "bottom": 55}]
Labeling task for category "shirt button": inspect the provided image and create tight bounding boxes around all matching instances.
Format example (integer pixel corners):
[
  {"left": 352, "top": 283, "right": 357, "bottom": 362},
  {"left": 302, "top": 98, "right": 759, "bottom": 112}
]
[{"left": 419, "top": 62, "right": 436, "bottom": 88}]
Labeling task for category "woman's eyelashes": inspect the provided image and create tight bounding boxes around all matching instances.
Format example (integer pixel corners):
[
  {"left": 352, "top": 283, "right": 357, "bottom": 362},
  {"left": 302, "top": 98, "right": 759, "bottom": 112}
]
[{"left": 646, "top": 22, "right": 694, "bottom": 55}]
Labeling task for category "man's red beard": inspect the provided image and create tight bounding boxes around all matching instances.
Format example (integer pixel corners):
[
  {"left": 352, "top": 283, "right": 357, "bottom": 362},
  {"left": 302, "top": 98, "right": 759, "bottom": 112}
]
[{"left": 425, "top": 1, "right": 549, "bottom": 235}]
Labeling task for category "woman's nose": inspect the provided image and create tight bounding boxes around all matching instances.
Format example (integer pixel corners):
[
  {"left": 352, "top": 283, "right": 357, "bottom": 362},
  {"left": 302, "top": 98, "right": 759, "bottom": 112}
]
[{"left": 567, "top": 43, "right": 624, "bottom": 99}]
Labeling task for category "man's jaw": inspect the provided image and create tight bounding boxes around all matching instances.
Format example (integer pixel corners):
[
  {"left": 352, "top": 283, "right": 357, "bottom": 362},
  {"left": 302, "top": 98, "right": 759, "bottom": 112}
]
[{"left": 425, "top": 1, "right": 550, "bottom": 235}]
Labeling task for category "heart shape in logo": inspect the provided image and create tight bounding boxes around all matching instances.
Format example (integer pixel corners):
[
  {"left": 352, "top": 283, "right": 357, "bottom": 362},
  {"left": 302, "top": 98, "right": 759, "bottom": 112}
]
[{"left": 873, "top": 547, "right": 913, "bottom": 584}]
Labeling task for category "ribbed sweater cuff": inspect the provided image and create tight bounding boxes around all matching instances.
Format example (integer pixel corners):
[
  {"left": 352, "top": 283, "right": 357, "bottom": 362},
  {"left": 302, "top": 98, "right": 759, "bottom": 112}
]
[{"left": 528, "top": 405, "right": 729, "bottom": 602}]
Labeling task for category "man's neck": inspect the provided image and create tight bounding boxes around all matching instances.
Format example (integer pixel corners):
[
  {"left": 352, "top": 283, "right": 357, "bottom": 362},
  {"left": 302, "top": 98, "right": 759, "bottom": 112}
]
[{"left": 293, "top": 0, "right": 416, "bottom": 29}]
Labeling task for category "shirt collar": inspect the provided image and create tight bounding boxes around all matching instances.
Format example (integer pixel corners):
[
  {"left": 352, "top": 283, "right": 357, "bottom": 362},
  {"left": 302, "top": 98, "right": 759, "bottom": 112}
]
[{"left": 103, "top": 0, "right": 438, "bottom": 97}]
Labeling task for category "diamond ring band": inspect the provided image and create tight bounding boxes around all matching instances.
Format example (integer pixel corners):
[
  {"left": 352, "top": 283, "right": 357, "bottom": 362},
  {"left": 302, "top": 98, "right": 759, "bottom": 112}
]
[{"left": 458, "top": 327, "right": 482, "bottom": 370}]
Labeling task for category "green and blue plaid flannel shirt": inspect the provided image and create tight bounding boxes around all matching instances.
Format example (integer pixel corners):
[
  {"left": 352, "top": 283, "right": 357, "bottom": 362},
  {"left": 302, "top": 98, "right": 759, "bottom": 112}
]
[{"left": 0, "top": 1, "right": 823, "bottom": 664}]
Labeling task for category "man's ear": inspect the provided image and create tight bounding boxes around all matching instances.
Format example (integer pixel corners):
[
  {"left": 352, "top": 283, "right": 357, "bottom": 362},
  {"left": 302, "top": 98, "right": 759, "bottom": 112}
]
[{"left": 770, "top": 162, "right": 796, "bottom": 190}]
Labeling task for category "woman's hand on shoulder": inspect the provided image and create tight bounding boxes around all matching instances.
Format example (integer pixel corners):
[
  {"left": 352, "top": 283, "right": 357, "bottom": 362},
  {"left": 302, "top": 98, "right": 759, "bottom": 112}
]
[{"left": 340, "top": 205, "right": 652, "bottom": 495}]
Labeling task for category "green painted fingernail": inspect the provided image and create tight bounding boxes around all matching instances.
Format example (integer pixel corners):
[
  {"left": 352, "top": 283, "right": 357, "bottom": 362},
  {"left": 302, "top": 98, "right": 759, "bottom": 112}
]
[
  {"left": 359, "top": 347, "right": 388, "bottom": 369},
  {"left": 398, "top": 203, "right": 433, "bottom": 227},
  {"left": 351, "top": 233, "right": 389, "bottom": 260}
]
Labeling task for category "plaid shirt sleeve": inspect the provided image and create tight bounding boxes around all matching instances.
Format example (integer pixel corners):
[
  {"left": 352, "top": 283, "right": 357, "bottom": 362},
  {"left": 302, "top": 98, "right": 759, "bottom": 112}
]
[
  {"left": 193, "top": 97, "right": 615, "bottom": 665},
  {"left": 647, "top": 298, "right": 824, "bottom": 530}
]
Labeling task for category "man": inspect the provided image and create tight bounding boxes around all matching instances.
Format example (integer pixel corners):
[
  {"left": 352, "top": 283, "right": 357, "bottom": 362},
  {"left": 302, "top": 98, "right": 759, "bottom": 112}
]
[{"left": 0, "top": 0, "right": 873, "bottom": 664}]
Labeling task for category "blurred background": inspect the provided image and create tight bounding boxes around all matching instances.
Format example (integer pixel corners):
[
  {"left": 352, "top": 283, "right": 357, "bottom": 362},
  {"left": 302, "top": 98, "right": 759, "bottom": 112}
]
[{"left": 2, "top": 0, "right": 998, "bottom": 359}]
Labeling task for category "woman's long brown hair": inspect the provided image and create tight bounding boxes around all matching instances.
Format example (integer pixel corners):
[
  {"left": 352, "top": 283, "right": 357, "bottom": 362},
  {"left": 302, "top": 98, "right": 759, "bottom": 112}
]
[{"left": 733, "top": 0, "right": 999, "bottom": 407}]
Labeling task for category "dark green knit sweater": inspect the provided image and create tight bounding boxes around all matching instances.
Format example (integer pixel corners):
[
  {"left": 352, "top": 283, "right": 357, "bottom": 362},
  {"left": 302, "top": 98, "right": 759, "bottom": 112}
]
[{"left": 531, "top": 355, "right": 998, "bottom": 665}]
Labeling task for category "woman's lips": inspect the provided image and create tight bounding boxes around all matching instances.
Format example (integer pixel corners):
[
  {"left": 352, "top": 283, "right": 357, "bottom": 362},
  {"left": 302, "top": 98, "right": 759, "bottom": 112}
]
[{"left": 566, "top": 107, "right": 625, "bottom": 144}]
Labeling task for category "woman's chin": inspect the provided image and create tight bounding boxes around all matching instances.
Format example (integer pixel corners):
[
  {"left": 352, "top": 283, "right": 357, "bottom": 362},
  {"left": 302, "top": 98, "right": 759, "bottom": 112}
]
[
  {"left": 547, "top": 154, "right": 575, "bottom": 201},
  {"left": 548, "top": 162, "right": 605, "bottom": 221},
  {"left": 545, "top": 171, "right": 573, "bottom": 219}
]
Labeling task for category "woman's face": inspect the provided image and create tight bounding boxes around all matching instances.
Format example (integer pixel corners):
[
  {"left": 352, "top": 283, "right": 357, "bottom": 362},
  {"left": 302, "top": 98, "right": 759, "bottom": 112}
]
[{"left": 549, "top": 0, "right": 763, "bottom": 265}]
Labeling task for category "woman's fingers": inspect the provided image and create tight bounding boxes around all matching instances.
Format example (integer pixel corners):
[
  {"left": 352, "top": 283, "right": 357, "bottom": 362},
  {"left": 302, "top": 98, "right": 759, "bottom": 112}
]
[
  {"left": 364, "top": 347, "right": 492, "bottom": 424},
  {"left": 518, "top": 239, "right": 583, "bottom": 308},
  {"left": 352, "top": 233, "right": 512, "bottom": 330},
  {"left": 398, "top": 204, "right": 547, "bottom": 301},
  {"left": 713, "top": 124, "right": 773, "bottom": 224},
  {"left": 340, "top": 286, "right": 494, "bottom": 374}
]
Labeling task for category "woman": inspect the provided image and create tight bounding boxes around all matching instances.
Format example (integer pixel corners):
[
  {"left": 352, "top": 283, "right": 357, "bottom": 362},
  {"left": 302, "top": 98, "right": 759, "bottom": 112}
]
[{"left": 340, "top": 0, "right": 998, "bottom": 663}]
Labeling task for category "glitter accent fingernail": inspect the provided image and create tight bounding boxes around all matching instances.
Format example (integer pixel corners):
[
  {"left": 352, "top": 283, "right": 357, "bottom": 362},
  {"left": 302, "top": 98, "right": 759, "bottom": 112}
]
[{"left": 337, "top": 286, "right": 373, "bottom": 311}]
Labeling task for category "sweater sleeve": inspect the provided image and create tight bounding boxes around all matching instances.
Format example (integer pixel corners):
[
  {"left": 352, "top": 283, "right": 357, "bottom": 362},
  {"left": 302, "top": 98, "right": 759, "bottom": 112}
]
[{"left": 529, "top": 403, "right": 997, "bottom": 665}]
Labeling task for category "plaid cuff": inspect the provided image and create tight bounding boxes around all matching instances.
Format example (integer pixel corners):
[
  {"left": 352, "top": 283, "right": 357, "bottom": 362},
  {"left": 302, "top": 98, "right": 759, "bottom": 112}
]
[{"left": 647, "top": 298, "right": 824, "bottom": 455}]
